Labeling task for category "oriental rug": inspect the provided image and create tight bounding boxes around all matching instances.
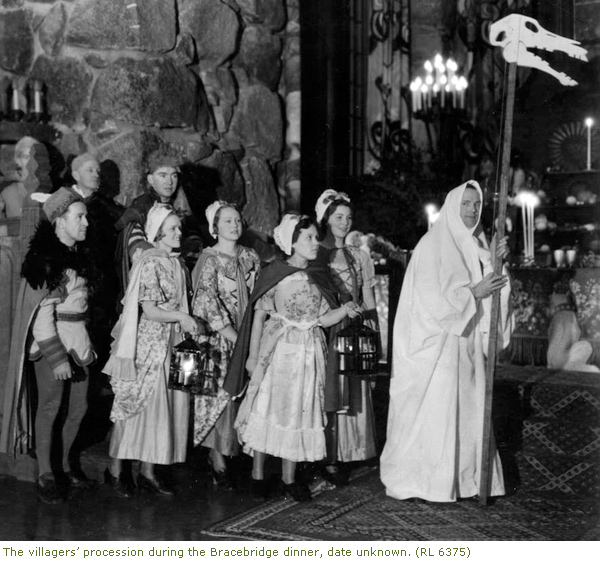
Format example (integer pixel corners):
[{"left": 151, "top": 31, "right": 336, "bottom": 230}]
[{"left": 200, "top": 468, "right": 599, "bottom": 541}]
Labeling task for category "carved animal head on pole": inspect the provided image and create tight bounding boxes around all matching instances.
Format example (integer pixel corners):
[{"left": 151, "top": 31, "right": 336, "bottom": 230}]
[{"left": 489, "top": 14, "right": 588, "bottom": 86}]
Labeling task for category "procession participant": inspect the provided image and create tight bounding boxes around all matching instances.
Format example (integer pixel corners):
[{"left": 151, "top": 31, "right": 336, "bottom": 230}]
[
  {"left": 68, "top": 153, "right": 124, "bottom": 376},
  {"left": 314, "top": 189, "right": 379, "bottom": 486},
  {"left": 380, "top": 181, "right": 513, "bottom": 502},
  {"left": 229, "top": 214, "right": 360, "bottom": 502},
  {"left": 0, "top": 188, "right": 95, "bottom": 503},
  {"left": 104, "top": 204, "right": 198, "bottom": 498},
  {"left": 190, "top": 201, "right": 260, "bottom": 490}
]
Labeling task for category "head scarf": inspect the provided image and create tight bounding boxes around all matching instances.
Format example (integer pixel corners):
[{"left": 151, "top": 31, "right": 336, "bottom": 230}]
[
  {"left": 205, "top": 200, "right": 231, "bottom": 238},
  {"left": 31, "top": 187, "right": 82, "bottom": 224},
  {"left": 144, "top": 203, "right": 175, "bottom": 244},
  {"left": 274, "top": 214, "right": 302, "bottom": 256},
  {"left": 71, "top": 152, "right": 98, "bottom": 173},
  {"left": 315, "top": 189, "right": 351, "bottom": 223},
  {"left": 431, "top": 180, "right": 483, "bottom": 256}
]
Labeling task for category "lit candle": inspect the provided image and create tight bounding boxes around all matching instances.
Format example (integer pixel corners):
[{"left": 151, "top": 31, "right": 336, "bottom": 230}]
[
  {"left": 180, "top": 356, "right": 195, "bottom": 385},
  {"left": 585, "top": 117, "right": 594, "bottom": 170},
  {"left": 518, "top": 192, "right": 539, "bottom": 260},
  {"left": 425, "top": 75, "right": 433, "bottom": 108},
  {"left": 11, "top": 80, "right": 19, "bottom": 111},
  {"left": 420, "top": 84, "right": 428, "bottom": 111},
  {"left": 410, "top": 81, "right": 418, "bottom": 112},
  {"left": 432, "top": 83, "right": 439, "bottom": 106},
  {"left": 33, "top": 80, "right": 42, "bottom": 113},
  {"left": 425, "top": 203, "right": 439, "bottom": 230}
]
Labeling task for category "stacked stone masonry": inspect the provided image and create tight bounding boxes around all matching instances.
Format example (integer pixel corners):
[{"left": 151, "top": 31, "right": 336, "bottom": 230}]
[{"left": 0, "top": 0, "right": 293, "bottom": 234}]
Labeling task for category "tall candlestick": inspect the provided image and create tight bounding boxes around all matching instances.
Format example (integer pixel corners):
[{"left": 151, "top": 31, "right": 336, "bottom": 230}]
[{"left": 585, "top": 117, "right": 593, "bottom": 170}]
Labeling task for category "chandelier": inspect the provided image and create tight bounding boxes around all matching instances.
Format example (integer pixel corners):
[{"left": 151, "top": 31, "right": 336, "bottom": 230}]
[{"left": 409, "top": 54, "right": 468, "bottom": 116}]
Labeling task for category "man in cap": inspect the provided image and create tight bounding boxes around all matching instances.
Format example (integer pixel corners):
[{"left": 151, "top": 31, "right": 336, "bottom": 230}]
[
  {"left": 0, "top": 188, "right": 96, "bottom": 503},
  {"left": 115, "top": 150, "right": 202, "bottom": 295}
]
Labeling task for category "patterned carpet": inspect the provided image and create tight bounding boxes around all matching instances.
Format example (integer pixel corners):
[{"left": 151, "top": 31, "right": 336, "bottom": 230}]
[{"left": 201, "top": 467, "right": 599, "bottom": 541}]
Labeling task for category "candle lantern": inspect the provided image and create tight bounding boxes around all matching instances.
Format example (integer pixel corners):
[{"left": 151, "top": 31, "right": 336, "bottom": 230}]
[
  {"left": 168, "top": 334, "right": 220, "bottom": 396},
  {"left": 335, "top": 318, "right": 380, "bottom": 379}
]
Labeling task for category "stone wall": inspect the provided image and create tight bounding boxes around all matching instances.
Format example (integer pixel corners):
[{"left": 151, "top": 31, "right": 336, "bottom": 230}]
[{"left": 0, "top": 0, "right": 293, "bottom": 234}]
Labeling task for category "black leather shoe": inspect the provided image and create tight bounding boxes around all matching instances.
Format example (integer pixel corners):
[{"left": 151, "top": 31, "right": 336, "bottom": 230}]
[
  {"left": 281, "top": 481, "right": 312, "bottom": 502},
  {"left": 66, "top": 470, "right": 97, "bottom": 490},
  {"left": 322, "top": 465, "right": 350, "bottom": 487},
  {"left": 211, "top": 468, "right": 234, "bottom": 491},
  {"left": 36, "top": 474, "right": 64, "bottom": 505},
  {"left": 137, "top": 474, "right": 175, "bottom": 497},
  {"left": 249, "top": 478, "right": 269, "bottom": 501},
  {"left": 104, "top": 468, "right": 133, "bottom": 499}
]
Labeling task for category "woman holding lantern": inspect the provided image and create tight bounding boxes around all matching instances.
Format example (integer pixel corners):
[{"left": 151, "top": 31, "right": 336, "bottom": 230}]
[
  {"left": 103, "top": 203, "right": 198, "bottom": 498},
  {"left": 314, "top": 189, "right": 379, "bottom": 486},
  {"left": 224, "top": 214, "right": 361, "bottom": 502},
  {"left": 190, "top": 201, "right": 260, "bottom": 490}
]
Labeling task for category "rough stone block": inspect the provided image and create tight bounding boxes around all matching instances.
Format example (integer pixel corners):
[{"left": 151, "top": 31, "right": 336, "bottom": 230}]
[
  {"left": 229, "top": 84, "right": 283, "bottom": 161},
  {"left": 198, "top": 149, "right": 245, "bottom": 205},
  {"left": 30, "top": 55, "right": 93, "bottom": 125},
  {"left": 39, "top": 2, "right": 68, "bottom": 56},
  {"left": 234, "top": 24, "right": 282, "bottom": 91},
  {"left": 0, "top": 9, "right": 34, "bottom": 74},
  {"left": 179, "top": 0, "right": 239, "bottom": 67},
  {"left": 201, "top": 67, "right": 237, "bottom": 107},
  {"left": 84, "top": 54, "right": 109, "bottom": 69},
  {"left": 169, "top": 33, "right": 197, "bottom": 67},
  {"left": 237, "top": 0, "right": 286, "bottom": 31},
  {"left": 240, "top": 155, "right": 279, "bottom": 235},
  {"left": 66, "top": 0, "right": 176, "bottom": 53},
  {"left": 90, "top": 57, "right": 207, "bottom": 130}
]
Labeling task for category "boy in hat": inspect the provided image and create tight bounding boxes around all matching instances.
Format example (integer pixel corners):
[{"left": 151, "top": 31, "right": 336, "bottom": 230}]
[{"left": 0, "top": 188, "right": 96, "bottom": 503}]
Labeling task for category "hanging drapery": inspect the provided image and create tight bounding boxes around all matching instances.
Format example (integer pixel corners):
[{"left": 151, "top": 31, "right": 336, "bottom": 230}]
[{"left": 360, "top": 0, "right": 411, "bottom": 174}]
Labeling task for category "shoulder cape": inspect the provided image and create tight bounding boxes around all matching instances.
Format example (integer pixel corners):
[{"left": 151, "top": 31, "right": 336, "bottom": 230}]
[{"left": 223, "top": 259, "right": 340, "bottom": 397}]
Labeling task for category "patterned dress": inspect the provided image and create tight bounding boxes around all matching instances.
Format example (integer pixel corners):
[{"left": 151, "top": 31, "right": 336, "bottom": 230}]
[
  {"left": 191, "top": 247, "right": 260, "bottom": 453},
  {"left": 109, "top": 254, "right": 189, "bottom": 464},
  {"left": 235, "top": 271, "right": 331, "bottom": 462},
  {"left": 324, "top": 245, "right": 378, "bottom": 462}
]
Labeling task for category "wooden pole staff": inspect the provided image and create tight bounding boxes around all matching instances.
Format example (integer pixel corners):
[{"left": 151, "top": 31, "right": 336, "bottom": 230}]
[{"left": 479, "top": 61, "right": 517, "bottom": 505}]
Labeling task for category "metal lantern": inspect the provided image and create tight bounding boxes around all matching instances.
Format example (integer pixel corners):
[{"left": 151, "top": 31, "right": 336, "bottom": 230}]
[
  {"left": 168, "top": 334, "right": 220, "bottom": 396},
  {"left": 335, "top": 318, "right": 380, "bottom": 378}
]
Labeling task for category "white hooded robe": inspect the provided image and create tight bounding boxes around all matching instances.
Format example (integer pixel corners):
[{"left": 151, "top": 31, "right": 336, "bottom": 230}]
[{"left": 380, "top": 181, "right": 513, "bottom": 502}]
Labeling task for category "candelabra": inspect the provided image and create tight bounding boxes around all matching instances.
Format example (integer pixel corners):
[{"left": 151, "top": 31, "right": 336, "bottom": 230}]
[
  {"left": 410, "top": 54, "right": 469, "bottom": 119},
  {"left": 410, "top": 54, "right": 471, "bottom": 191}
]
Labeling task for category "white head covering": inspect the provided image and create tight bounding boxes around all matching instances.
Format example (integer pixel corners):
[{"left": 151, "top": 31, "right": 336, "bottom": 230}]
[
  {"left": 274, "top": 214, "right": 302, "bottom": 256},
  {"left": 145, "top": 203, "right": 175, "bottom": 244},
  {"left": 315, "top": 189, "right": 351, "bottom": 223},
  {"left": 205, "top": 200, "right": 230, "bottom": 238}
]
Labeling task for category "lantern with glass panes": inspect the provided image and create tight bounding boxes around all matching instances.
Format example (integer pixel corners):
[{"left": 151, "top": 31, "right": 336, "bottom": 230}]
[
  {"left": 335, "top": 317, "right": 380, "bottom": 378},
  {"left": 168, "top": 334, "right": 220, "bottom": 395}
]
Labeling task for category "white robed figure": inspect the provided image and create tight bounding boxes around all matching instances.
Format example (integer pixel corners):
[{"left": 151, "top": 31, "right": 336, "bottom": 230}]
[{"left": 380, "top": 181, "right": 513, "bottom": 502}]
